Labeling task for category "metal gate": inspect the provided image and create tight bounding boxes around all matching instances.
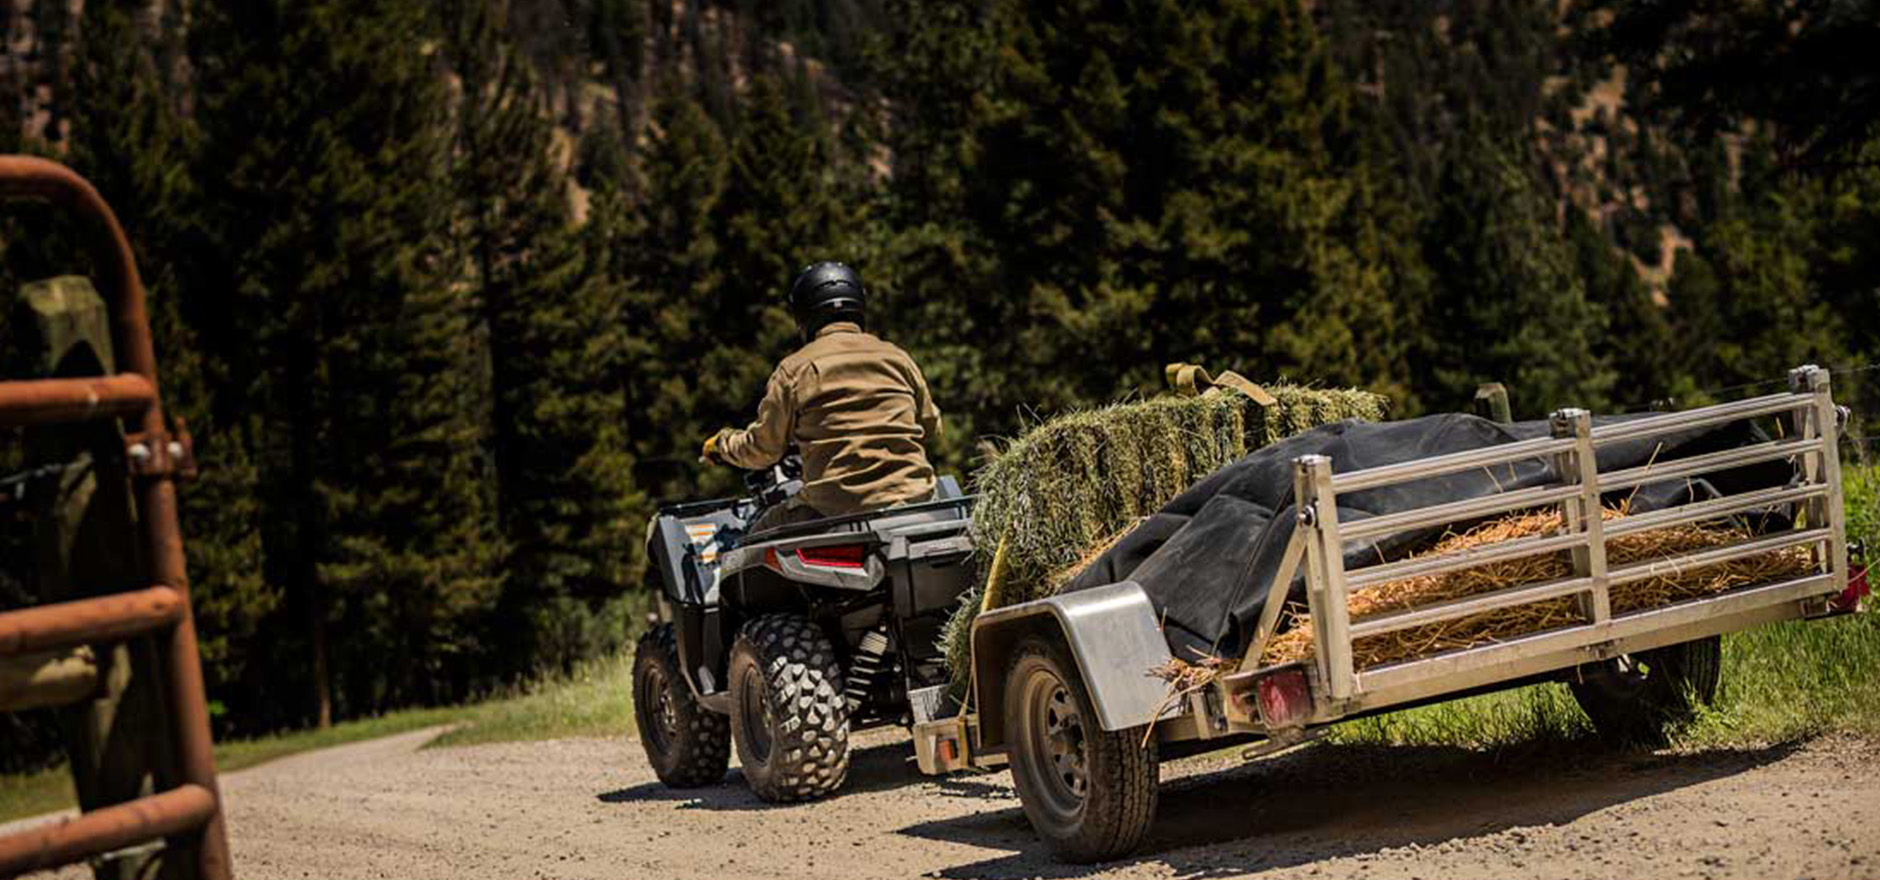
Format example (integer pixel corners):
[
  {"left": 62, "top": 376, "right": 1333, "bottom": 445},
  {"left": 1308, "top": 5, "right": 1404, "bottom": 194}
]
[{"left": 0, "top": 157, "right": 230, "bottom": 878}]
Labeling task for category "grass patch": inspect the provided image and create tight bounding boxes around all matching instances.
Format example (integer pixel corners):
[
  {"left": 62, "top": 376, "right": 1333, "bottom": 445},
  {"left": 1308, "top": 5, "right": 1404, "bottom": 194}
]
[
  {"left": 0, "top": 766, "right": 79, "bottom": 825},
  {"left": 0, "top": 652, "right": 636, "bottom": 823},
  {"left": 1330, "top": 465, "right": 1880, "bottom": 751},
  {"left": 426, "top": 651, "right": 633, "bottom": 748}
]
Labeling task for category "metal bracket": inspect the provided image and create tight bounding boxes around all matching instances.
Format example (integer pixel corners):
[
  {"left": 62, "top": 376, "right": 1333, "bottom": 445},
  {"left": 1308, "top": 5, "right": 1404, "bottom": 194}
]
[
  {"left": 124, "top": 418, "right": 197, "bottom": 482},
  {"left": 1583, "top": 639, "right": 1623, "bottom": 662},
  {"left": 1239, "top": 725, "right": 1325, "bottom": 762}
]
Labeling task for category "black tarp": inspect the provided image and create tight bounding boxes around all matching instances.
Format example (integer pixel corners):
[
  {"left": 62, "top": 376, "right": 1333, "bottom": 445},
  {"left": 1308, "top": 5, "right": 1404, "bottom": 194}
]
[{"left": 1062, "top": 413, "right": 1792, "bottom": 659}]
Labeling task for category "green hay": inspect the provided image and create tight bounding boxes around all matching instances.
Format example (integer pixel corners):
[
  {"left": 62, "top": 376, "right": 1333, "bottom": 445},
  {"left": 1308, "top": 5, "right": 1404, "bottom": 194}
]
[{"left": 943, "top": 383, "right": 1389, "bottom": 689}]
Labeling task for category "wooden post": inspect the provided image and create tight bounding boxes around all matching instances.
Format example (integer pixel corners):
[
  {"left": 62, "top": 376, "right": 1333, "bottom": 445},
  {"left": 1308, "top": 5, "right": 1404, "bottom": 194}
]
[
  {"left": 0, "top": 647, "right": 99, "bottom": 710},
  {"left": 18, "top": 276, "right": 185, "bottom": 880},
  {"left": 1473, "top": 382, "right": 1512, "bottom": 424}
]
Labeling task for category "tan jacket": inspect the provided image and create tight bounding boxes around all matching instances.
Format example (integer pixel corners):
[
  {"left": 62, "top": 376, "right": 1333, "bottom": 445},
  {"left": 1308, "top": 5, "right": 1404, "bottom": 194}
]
[{"left": 718, "top": 323, "right": 943, "bottom": 515}]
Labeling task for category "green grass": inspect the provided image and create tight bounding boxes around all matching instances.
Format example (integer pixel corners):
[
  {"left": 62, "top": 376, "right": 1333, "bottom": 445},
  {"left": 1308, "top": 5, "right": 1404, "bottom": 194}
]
[
  {"left": 1332, "top": 465, "right": 1880, "bottom": 751},
  {"left": 0, "top": 652, "right": 637, "bottom": 823},
  {"left": 0, "top": 766, "right": 82, "bottom": 825},
  {"left": 426, "top": 651, "right": 633, "bottom": 748},
  {"left": 1329, "top": 605, "right": 1880, "bottom": 750}
]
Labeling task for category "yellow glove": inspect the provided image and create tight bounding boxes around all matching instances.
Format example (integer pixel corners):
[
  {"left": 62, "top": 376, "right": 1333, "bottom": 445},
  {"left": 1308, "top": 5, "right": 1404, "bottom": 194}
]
[{"left": 700, "top": 429, "right": 730, "bottom": 465}]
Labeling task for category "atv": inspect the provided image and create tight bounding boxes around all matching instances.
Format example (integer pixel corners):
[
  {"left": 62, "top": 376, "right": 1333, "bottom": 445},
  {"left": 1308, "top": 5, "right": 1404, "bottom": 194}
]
[{"left": 633, "top": 455, "right": 975, "bottom": 801}]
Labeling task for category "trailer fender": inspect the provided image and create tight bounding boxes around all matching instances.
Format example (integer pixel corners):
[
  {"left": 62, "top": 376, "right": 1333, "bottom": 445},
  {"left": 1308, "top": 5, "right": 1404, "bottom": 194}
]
[{"left": 970, "top": 581, "right": 1175, "bottom": 752}]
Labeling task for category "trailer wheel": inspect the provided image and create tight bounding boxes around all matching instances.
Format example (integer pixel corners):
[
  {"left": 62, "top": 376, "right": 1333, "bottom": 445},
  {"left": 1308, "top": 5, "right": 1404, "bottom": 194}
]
[
  {"left": 1570, "top": 636, "right": 1722, "bottom": 747},
  {"left": 1004, "top": 637, "right": 1158, "bottom": 863},
  {"left": 727, "top": 614, "right": 850, "bottom": 802},
  {"left": 633, "top": 623, "right": 731, "bottom": 787}
]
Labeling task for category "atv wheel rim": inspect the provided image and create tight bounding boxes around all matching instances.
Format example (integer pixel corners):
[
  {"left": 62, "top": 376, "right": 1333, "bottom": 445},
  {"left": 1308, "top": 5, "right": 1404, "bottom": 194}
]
[
  {"left": 640, "top": 665, "right": 678, "bottom": 753},
  {"left": 739, "top": 668, "right": 775, "bottom": 763},
  {"left": 1020, "top": 668, "right": 1088, "bottom": 821}
]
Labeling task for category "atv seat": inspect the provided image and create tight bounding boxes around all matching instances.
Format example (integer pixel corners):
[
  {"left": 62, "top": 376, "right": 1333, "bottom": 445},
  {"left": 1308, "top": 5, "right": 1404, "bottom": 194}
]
[{"left": 748, "top": 477, "right": 972, "bottom": 543}]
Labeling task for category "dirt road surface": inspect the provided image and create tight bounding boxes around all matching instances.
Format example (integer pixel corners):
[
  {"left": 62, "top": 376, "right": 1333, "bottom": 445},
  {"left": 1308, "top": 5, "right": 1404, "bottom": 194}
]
[{"left": 12, "top": 726, "right": 1878, "bottom": 879}]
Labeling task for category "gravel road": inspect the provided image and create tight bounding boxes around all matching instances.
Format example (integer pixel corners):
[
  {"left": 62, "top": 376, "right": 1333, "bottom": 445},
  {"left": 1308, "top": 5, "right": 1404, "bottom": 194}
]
[{"left": 13, "top": 726, "right": 1878, "bottom": 879}]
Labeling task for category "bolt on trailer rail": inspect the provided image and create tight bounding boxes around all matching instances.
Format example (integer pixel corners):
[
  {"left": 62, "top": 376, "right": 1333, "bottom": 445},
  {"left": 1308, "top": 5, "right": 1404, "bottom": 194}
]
[
  {"left": 0, "top": 157, "right": 231, "bottom": 879},
  {"left": 917, "top": 364, "right": 1862, "bottom": 774}
]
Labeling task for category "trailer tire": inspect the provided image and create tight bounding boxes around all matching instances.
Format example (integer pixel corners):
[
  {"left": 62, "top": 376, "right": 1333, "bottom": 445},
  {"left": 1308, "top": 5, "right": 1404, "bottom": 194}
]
[
  {"left": 633, "top": 623, "right": 731, "bottom": 788},
  {"left": 727, "top": 614, "right": 850, "bottom": 802},
  {"left": 1004, "top": 637, "right": 1158, "bottom": 863},
  {"left": 1570, "top": 635, "right": 1721, "bottom": 747}
]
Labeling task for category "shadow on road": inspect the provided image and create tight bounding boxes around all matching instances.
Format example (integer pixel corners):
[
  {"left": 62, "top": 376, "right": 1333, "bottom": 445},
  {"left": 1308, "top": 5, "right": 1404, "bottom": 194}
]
[
  {"left": 898, "top": 738, "right": 1804, "bottom": 879},
  {"left": 595, "top": 737, "right": 923, "bottom": 811}
]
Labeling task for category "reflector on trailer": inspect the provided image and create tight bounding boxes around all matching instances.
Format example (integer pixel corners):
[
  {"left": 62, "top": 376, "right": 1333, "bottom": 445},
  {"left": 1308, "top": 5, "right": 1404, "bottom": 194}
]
[
  {"left": 1834, "top": 565, "right": 1870, "bottom": 613},
  {"left": 1256, "top": 666, "right": 1312, "bottom": 730}
]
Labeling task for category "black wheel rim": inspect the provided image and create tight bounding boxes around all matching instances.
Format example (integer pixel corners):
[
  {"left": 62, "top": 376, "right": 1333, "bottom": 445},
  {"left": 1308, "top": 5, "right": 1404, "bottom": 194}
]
[
  {"left": 738, "top": 667, "right": 774, "bottom": 764},
  {"left": 1019, "top": 666, "right": 1088, "bottom": 823},
  {"left": 1603, "top": 653, "right": 1654, "bottom": 697},
  {"left": 639, "top": 663, "right": 678, "bottom": 754}
]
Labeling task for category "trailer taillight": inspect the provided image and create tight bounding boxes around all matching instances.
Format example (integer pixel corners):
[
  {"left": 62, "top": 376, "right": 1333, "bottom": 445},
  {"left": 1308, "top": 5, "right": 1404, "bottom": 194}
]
[
  {"left": 1256, "top": 667, "right": 1312, "bottom": 730},
  {"left": 797, "top": 545, "right": 867, "bottom": 569},
  {"left": 1834, "top": 565, "right": 1870, "bottom": 613}
]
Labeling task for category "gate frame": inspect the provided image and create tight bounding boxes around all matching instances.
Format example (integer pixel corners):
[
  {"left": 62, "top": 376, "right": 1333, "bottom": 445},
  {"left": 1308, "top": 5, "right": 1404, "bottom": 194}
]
[{"left": 0, "top": 156, "right": 230, "bottom": 880}]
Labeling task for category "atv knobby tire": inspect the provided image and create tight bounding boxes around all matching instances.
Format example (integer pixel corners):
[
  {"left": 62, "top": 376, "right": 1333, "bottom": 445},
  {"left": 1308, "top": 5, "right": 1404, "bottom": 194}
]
[
  {"left": 1571, "top": 635, "right": 1722, "bottom": 747},
  {"left": 727, "top": 614, "right": 850, "bottom": 802},
  {"left": 1004, "top": 637, "right": 1158, "bottom": 863},
  {"left": 633, "top": 623, "right": 731, "bottom": 787}
]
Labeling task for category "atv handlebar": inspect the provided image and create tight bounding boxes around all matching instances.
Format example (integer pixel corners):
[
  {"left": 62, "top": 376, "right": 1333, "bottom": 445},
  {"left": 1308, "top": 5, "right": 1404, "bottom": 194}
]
[{"left": 743, "top": 454, "right": 805, "bottom": 513}]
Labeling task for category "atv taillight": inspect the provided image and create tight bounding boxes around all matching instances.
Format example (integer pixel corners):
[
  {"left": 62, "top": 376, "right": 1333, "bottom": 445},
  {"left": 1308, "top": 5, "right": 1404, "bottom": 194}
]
[{"left": 797, "top": 545, "right": 867, "bottom": 569}]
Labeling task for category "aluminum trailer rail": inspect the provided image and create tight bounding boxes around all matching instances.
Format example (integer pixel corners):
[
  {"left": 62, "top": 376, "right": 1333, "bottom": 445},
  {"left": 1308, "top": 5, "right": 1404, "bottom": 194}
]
[{"left": 921, "top": 364, "right": 1862, "bottom": 775}]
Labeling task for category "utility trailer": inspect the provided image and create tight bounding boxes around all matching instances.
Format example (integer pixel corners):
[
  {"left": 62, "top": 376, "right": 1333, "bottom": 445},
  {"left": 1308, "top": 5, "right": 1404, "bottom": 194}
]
[{"left": 914, "top": 364, "right": 1868, "bottom": 863}]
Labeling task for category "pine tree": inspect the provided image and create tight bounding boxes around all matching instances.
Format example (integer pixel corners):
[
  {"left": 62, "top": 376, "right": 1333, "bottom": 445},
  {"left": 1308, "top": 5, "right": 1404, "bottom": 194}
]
[
  {"left": 447, "top": 0, "right": 647, "bottom": 674},
  {"left": 189, "top": 0, "right": 501, "bottom": 725},
  {"left": 1569, "top": 208, "right": 1679, "bottom": 411},
  {"left": 1420, "top": 133, "right": 1615, "bottom": 415},
  {"left": 609, "top": 88, "right": 739, "bottom": 502},
  {"left": 711, "top": 72, "right": 845, "bottom": 413},
  {"left": 864, "top": 0, "right": 1004, "bottom": 467},
  {"left": 65, "top": 0, "right": 277, "bottom": 698},
  {"left": 881, "top": 0, "right": 1412, "bottom": 429}
]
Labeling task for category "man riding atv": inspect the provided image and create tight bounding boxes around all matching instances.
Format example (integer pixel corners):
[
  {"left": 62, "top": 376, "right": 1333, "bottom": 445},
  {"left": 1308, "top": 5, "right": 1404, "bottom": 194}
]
[
  {"left": 702, "top": 261, "right": 945, "bottom": 530},
  {"left": 634, "top": 261, "right": 972, "bottom": 804}
]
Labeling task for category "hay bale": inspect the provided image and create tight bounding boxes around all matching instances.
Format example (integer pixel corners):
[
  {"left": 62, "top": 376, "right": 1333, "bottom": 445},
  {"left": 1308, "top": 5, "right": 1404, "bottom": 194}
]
[
  {"left": 943, "top": 383, "right": 1390, "bottom": 688},
  {"left": 1261, "top": 509, "right": 1818, "bottom": 669}
]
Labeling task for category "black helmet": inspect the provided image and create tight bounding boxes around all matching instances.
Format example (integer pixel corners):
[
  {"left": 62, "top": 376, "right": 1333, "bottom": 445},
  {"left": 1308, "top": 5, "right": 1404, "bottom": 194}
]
[{"left": 787, "top": 261, "right": 866, "bottom": 332}]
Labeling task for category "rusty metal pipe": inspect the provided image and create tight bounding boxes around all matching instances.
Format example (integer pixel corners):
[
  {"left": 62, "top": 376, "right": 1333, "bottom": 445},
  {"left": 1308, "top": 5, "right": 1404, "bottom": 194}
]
[
  {"left": 0, "top": 373, "right": 156, "bottom": 427},
  {"left": 0, "top": 586, "right": 183, "bottom": 658},
  {"left": 0, "top": 784, "right": 215, "bottom": 877},
  {"left": 0, "top": 155, "right": 231, "bottom": 878}
]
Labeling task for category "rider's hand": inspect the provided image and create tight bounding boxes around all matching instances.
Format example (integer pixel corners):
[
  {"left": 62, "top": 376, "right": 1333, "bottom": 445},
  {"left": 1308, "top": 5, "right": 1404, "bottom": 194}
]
[{"left": 700, "top": 429, "right": 730, "bottom": 465}]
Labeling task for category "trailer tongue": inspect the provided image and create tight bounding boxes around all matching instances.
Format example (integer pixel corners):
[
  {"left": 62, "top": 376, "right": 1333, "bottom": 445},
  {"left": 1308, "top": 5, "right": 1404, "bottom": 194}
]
[{"left": 918, "top": 364, "right": 1859, "bottom": 864}]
